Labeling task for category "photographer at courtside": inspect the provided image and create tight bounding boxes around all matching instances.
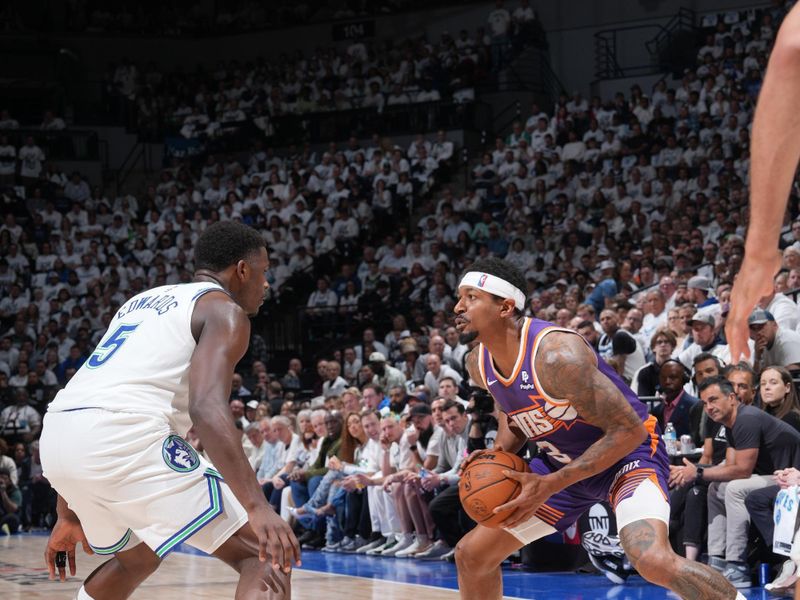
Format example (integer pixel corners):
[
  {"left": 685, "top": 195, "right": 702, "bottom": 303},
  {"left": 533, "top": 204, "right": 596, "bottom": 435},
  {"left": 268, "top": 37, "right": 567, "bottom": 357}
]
[{"left": 466, "top": 388, "right": 499, "bottom": 452}]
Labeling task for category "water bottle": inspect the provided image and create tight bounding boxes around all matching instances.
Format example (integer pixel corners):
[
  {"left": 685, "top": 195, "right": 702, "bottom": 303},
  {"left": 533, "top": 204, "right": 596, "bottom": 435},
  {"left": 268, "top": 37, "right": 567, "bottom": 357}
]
[{"left": 663, "top": 422, "right": 678, "bottom": 456}]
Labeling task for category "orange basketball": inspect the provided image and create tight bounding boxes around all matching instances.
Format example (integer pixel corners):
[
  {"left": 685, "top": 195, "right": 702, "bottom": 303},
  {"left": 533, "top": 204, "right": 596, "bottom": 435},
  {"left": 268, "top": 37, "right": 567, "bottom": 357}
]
[{"left": 458, "top": 450, "right": 530, "bottom": 528}]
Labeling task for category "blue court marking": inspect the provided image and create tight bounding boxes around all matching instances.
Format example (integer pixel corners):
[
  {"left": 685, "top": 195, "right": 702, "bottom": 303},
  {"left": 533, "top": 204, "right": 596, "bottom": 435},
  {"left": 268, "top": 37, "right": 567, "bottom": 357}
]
[
  {"left": 19, "top": 533, "right": 781, "bottom": 598},
  {"left": 167, "top": 544, "right": 782, "bottom": 600}
]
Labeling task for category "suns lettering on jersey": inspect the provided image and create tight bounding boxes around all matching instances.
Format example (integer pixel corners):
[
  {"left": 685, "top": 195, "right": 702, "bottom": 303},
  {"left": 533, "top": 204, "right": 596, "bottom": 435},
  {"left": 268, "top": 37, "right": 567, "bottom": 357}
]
[{"left": 508, "top": 395, "right": 581, "bottom": 439}]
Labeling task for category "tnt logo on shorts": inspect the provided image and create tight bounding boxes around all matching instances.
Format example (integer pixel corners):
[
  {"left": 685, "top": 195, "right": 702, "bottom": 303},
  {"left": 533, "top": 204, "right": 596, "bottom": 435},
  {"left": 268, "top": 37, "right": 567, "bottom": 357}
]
[{"left": 162, "top": 435, "right": 200, "bottom": 473}]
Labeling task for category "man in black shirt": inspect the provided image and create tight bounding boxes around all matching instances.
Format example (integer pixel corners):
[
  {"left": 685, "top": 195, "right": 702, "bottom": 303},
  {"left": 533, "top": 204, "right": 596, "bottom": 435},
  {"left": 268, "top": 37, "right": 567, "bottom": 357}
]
[{"left": 670, "top": 376, "right": 800, "bottom": 588}]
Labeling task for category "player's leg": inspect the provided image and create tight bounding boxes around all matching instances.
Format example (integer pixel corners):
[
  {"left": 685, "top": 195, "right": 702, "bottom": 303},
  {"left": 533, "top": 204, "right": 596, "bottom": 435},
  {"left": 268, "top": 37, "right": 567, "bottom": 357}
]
[
  {"left": 82, "top": 542, "right": 162, "bottom": 600},
  {"left": 213, "top": 523, "right": 291, "bottom": 600},
  {"left": 613, "top": 470, "right": 741, "bottom": 600},
  {"left": 619, "top": 518, "right": 742, "bottom": 600},
  {"left": 454, "top": 525, "right": 526, "bottom": 600}
]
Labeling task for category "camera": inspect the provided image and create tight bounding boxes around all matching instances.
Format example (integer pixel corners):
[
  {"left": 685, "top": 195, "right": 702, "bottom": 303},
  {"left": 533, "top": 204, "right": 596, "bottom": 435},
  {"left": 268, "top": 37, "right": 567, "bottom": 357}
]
[{"left": 465, "top": 388, "right": 495, "bottom": 424}]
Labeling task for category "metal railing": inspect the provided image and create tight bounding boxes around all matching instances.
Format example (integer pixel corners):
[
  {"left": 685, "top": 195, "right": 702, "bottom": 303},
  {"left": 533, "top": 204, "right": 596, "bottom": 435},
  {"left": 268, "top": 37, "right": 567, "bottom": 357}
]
[
  {"left": 163, "top": 100, "right": 493, "bottom": 152},
  {"left": 594, "top": 8, "right": 697, "bottom": 81}
]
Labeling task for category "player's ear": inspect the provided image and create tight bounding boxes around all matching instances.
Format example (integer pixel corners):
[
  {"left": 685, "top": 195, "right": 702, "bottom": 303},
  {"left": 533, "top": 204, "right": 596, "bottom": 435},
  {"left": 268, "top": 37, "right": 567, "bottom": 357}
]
[
  {"left": 499, "top": 298, "right": 516, "bottom": 317},
  {"left": 235, "top": 259, "right": 248, "bottom": 280}
]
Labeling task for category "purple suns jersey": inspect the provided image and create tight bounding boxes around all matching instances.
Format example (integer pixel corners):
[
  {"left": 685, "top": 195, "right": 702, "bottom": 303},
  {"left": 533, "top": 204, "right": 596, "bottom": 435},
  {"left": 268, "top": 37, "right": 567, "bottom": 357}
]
[{"left": 477, "top": 317, "right": 661, "bottom": 467}]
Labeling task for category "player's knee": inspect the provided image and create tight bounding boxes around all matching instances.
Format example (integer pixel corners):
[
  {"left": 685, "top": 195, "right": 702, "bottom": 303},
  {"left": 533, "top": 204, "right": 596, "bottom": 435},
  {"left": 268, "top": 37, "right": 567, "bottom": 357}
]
[
  {"left": 455, "top": 538, "right": 494, "bottom": 574},
  {"left": 120, "top": 549, "right": 161, "bottom": 578},
  {"left": 629, "top": 548, "right": 674, "bottom": 585}
]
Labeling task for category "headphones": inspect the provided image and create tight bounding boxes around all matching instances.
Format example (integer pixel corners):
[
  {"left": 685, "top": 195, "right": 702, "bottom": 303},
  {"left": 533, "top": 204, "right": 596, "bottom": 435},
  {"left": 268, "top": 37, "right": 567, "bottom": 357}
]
[{"left": 659, "top": 358, "right": 691, "bottom": 385}]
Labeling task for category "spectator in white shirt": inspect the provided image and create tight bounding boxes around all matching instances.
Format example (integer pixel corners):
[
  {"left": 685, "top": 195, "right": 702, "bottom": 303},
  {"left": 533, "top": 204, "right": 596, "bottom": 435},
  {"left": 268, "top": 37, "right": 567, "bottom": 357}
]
[
  {"left": 423, "top": 354, "right": 463, "bottom": 398},
  {"left": 18, "top": 136, "right": 45, "bottom": 181},
  {"left": 307, "top": 277, "right": 339, "bottom": 315}
]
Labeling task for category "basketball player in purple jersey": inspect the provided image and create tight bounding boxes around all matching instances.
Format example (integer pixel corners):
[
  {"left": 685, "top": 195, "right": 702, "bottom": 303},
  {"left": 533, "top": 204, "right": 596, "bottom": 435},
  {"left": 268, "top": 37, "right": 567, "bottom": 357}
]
[{"left": 453, "top": 258, "right": 744, "bottom": 600}]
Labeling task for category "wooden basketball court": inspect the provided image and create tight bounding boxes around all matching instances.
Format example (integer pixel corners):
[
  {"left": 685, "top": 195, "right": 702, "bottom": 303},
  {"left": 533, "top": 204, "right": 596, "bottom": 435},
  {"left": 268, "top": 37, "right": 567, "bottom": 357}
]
[{"left": 0, "top": 534, "right": 461, "bottom": 599}]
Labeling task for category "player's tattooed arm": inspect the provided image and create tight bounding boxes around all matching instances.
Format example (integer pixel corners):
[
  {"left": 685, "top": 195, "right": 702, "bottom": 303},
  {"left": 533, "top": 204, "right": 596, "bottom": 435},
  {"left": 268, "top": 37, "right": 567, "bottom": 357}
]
[{"left": 535, "top": 330, "right": 648, "bottom": 492}]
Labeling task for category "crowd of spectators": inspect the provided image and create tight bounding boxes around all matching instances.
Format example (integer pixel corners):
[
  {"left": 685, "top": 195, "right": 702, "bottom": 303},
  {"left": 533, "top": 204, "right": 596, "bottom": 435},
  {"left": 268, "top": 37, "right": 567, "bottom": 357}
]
[
  {"left": 100, "top": 0, "right": 541, "bottom": 139},
  {"left": 3, "top": 1, "right": 500, "bottom": 37},
  {"left": 2, "top": 0, "right": 800, "bottom": 592}
]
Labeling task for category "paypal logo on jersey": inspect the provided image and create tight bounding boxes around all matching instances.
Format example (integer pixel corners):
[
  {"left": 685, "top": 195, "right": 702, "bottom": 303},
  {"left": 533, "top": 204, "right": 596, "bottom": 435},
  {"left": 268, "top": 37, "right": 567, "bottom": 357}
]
[
  {"left": 519, "top": 370, "right": 536, "bottom": 390},
  {"left": 162, "top": 435, "right": 200, "bottom": 473}
]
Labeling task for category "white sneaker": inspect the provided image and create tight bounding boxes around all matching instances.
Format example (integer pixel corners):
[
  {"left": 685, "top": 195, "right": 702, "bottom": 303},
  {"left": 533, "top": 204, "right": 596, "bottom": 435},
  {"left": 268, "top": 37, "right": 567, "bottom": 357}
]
[
  {"left": 766, "top": 559, "right": 798, "bottom": 592},
  {"left": 395, "top": 539, "right": 430, "bottom": 558},
  {"left": 415, "top": 539, "right": 452, "bottom": 560},
  {"left": 381, "top": 536, "right": 415, "bottom": 556},
  {"left": 366, "top": 538, "right": 397, "bottom": 556},
  {"left": 355, "top": 536, "right": 386, "bottom": 554}
]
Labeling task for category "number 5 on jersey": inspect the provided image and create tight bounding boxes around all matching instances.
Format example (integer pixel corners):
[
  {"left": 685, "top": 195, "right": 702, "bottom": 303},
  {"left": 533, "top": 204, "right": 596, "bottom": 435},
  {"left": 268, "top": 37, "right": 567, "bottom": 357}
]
[{"left": 87, "top": 323, "right": 141, "bottom": 368}]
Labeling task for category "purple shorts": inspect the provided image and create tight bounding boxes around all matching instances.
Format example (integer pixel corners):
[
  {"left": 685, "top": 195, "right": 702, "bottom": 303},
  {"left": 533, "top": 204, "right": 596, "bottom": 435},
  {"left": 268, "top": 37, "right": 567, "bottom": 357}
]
[{"left": 529, "top": 444, "right": 671, "bottom": 532}]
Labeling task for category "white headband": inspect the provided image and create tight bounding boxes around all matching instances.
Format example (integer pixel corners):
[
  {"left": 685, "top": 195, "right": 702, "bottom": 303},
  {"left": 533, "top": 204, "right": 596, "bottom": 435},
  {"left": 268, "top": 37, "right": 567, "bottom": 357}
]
[{"left": 458, "top": 271, "right": 526, "bottom": 310}]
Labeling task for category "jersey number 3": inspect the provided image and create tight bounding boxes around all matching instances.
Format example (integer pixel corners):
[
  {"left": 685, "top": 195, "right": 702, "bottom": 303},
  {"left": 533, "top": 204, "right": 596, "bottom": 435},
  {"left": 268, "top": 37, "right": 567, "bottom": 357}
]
[{"left": 87, "top": 324, "right": 140, "bottom": 368}]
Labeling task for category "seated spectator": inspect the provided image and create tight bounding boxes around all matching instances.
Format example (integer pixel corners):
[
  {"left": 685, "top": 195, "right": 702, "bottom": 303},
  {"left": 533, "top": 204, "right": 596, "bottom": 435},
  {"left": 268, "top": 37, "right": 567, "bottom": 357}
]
[
  {"left": 678, "top": 312, "right": 741, "bottom": 368},
  {"left": 416, "top": 400, "right": 471, "bottom": 561},
  {"left": 758, "top": 366, "right": 800, "bottom": 431},
  {"left": 632, "top": 327, "right": 677, "bottom": 396},
  {"left": 652, "top": 360, "right": 698, "bottom": 438},
  {"left": 307, "top": 277, "right": 339, "bottom": 316},
  {"left": 244, "top": 421, "right": 264, "bottom": 470},
  {"left": 322, "top": 361, "right": 347, "bottom": 398},
  {"left": 368, "top": 352, "right": 406, "bottom": 392},
  {"left": 598, "top": 309, "right": 645, "bottom": 384},
  {"left": 749, "top": 309, "right": 800, "bottom": 373},
  {"left": 745, "top": 466, "right": 800, "bottom": 591},
  {"left": 759, "top": 287, "right": 800, "bottom": 331},
  {"left": 670, "top": 377, "right": 800, "bottom": 588},
  {"left": 0, "top": 466, "right": 21, "bottom": 535},
  {"left": 0, "top": 389, "right": 42, "bottom": 444},
  {"left": 423, "top": 354, "right": 463, "bottom": 397}
]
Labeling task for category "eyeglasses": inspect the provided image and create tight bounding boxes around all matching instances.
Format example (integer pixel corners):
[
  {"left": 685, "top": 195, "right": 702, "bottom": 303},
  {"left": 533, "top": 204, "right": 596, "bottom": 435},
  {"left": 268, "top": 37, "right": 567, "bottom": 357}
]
[{"left": 654, "top": 339, "right": 672, "bottom": 345}]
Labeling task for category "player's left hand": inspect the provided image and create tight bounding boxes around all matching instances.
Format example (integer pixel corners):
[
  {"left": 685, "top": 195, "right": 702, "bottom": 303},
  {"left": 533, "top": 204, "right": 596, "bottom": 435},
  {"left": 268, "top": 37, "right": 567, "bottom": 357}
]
[
  {"left": 44, "top": 516, "right": 93, "bottom": 582},
  {"left": 494, "top": 471, "right": 556, "bottom": 529},
  {"left": 668, "top": 458, "right": 697, "bottom": 488}
]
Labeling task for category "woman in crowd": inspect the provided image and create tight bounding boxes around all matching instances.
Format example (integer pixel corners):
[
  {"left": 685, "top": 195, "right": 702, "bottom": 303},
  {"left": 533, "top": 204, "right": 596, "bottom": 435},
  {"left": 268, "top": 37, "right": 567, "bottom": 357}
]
[{"left": 759, "top": 366, "right": 800, "bottom": 432}]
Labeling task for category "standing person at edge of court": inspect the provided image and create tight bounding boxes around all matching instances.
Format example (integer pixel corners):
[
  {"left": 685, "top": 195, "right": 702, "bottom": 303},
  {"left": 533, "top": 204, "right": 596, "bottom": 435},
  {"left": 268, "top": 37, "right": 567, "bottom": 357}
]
[
  {"left": 452, "top": 257, "right": 744, "bottom": 600},
  {"left": 727, "top": 3, "right": 800, "bottom": 365},
  {"left": 724, "top": 8, "right": 800, "bottom": 597},
  {"left": 39, "top": 221, "right": 300, "bottom": 600}
]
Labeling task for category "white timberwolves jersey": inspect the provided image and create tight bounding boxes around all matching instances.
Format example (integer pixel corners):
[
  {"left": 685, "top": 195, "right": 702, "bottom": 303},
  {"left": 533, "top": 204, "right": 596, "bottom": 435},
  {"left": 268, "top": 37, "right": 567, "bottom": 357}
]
[{"left": 49, "top": 282, "right": 226, "bottom": 435}]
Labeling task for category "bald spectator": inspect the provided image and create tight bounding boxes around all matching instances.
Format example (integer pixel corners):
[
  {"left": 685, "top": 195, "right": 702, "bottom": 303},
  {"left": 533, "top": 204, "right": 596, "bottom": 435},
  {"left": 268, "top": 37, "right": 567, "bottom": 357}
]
[
  {"left": 423, "top": 354, "right": 463, "bottom": 398},
  {"left": 653, "top": 360, "right": 698, "bottom": 438},
  {"left": 414, "top": 335, "right": 448, "bottom": 381},
  {"left": 555, "top": 308, "right": 574, "bottom": 329},
  {"left": 749, "top": 309, "right": 800, "bottom": 373},
  {"left": 641, "top": 289, "right": 668, "bottom": 345}
]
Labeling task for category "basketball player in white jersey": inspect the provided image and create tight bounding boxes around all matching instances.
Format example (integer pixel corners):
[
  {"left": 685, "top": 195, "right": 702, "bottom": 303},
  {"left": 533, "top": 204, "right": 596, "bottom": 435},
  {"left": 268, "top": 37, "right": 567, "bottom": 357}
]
[{"left": 40, "top": 221, "right": 300, "bottom": 599}]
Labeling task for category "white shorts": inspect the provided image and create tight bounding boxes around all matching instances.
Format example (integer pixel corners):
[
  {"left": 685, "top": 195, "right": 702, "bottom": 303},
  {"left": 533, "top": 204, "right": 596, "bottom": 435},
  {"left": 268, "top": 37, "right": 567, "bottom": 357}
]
[{"left": 40, "top": 409, "right": 248, "bottom": 558}]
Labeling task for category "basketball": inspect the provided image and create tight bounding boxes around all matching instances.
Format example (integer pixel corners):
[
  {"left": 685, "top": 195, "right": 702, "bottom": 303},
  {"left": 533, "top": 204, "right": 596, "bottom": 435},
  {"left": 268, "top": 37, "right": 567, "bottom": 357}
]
[{"left": 459, "top": 450, "right": 531, "bottom": 528}]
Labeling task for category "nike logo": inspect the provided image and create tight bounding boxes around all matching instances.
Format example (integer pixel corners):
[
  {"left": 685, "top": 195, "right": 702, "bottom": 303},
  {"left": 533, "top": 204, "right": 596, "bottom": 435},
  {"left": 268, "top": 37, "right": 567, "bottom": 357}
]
[{"left": 487, "top": 379, "right": 497, "bottom": 385}]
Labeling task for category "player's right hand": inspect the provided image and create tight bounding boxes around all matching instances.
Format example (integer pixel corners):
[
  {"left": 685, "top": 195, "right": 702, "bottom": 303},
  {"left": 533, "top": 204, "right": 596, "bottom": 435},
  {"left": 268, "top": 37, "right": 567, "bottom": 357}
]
[
  {"left": 726, "top": 250, "right": 781, "bottom": 362},
  {"left": 44, "top": 516, "right": 93, "bottom": 582},
  {"left": 248, "top": 506, "right": 301, "bottom": 575},
  {"left": 458, "top": 446, "right": 503, "bottom": 476}
]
